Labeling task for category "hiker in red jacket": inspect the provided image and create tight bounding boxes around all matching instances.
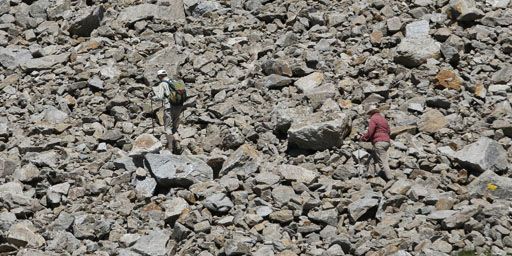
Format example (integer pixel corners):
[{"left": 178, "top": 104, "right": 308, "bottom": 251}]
[{"left": 359, "top": 105, "right": 393, "bottom": 180}]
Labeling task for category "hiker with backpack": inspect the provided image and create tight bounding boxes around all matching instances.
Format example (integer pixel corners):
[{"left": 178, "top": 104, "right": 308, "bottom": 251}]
[
  {"left": 152, "top": 69, "right": 187, "bottom": 151},
  {"left": 356, "top": 105, "right": 393, "bottom": 181}
]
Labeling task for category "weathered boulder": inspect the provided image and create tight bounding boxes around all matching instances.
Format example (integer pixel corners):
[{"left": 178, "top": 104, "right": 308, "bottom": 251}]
[
  {"left": 453, "top": 137, "right": 509, "bottom": 173},
  {"left": 203, "top": 193, "right": 233, "bottom": 213},
  {"left": 129, "top": 134, "right": 163, "bottom": 156},
  {"left": 6, "top": 221, "right": 45, "bottom": 248},
  {"left": 143, "top": 46, "right": 186, "bottom": 81},
  {"left": 145, "top": 153, "right": 213, "bottom": 188},
  {"left": 277, "top": 164, "right": 319, "bottom": 184},
  {"left": 468, "top": 170, "right": 512, "bottom": 199},
  {"left": 130, "top": 229, "right": 171, "bottom": 256},
  {"left": 219, "top": 144, "right": 261, "bottom": 177},
  {"left": 118, "top": 3, "right": 185, "bottom": 24},
  {"left": 448, "top": 0, "right": 484, "bottom": 21},
  {"left": 418, "top": 109, "right": 448, "bottom": 133},
  {"left": 20, "top": 53, "right": 69, "bottom": 71},
  {"left": 295, "top": 72, "right": 324, "bottom": 93},
  {"left": 256, "top": 74, "right": 293, "bottom": 89},
  {"left": 288, "top": 111, "right": 351, "bottom": 151},
  {"left": 394, "top": 37, "right": 441, "bottom": 68},
  {"left": 68, "top": 6, "right": 104, "bottom": 37}
]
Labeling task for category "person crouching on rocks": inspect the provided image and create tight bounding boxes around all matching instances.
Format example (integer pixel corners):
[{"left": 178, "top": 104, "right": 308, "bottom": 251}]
[{"left": 358, "top": 105, "right": 393, "bottom": 180}]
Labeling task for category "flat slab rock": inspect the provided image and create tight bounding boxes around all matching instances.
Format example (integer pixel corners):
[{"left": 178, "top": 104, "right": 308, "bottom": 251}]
[
  {"left": 144, "top": 153, "right": 213, "bottom": 188},
  {"left": 452, "top": 137, "right": 509, "bottom": 173}
]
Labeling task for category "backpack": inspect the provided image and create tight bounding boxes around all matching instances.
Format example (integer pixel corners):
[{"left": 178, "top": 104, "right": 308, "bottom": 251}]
[{"left": 164, "top": 80, "right": 187, "bottom": 106}]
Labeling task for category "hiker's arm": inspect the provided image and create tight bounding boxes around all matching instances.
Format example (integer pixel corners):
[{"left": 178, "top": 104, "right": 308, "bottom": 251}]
[
  {"left": 152, "top": 83, "right": 165, "bottom": 100},
  {"left": 360, "top": 118, "right": 375, "bottom": 142}
]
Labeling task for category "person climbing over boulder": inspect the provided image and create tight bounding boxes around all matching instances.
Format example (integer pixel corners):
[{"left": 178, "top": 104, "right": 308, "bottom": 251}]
[
  {"left": 151, "top": 69, "right": 187, "bottom": 152},
  {"left": 357, "top": 104, "right": 393, "bottom": 180}
]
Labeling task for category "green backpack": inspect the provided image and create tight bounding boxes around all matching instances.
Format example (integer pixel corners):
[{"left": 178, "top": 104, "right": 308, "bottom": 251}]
[{"left": 164, "top": 80, "right": 187, "bottom": 106}]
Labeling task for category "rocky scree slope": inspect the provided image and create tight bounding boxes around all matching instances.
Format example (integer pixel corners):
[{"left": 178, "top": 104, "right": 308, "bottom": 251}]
[{"left": 1, "top": 0, "right": 512, "bottom": 255}]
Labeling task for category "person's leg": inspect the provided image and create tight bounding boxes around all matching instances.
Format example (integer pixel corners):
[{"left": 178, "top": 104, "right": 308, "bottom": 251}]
[
  {"left": 170, "top": 105, "right": 184, "bottom": 134},
  {"left": 375, "top": 141, "right": 392, "bottom": 180},
  {"left": 163, "top": 108, "right": 174, "bottom": 150}
]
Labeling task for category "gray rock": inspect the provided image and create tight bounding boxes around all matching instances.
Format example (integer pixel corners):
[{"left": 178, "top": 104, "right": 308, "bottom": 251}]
[
  {"left": 256, "top": 74, "right": 293, "bottom": 89},
  {"left": 294, "top": 72, "right": 324, "bottom": 93},
  {"left": 50, "top": 211, "right": 75, "bottom": 231},
  {"left": 261, "top": 60, "right": 292, "bottom": 77},
  {"left": 491, "top": 65, "right": 512, "bottom": 84},
  {"left": 449, "top": 0, "right": 484, "bottom": 21},
  {"left": 7, "top": 221, "right": 45, "bottom": 248},
  {"left": 118, "top": 3, "right": 185, "bottom": 24},
  {"left": 130, "top": 229, "right": 171, "bottom": 256},
  {"left": 88, "top": 76, "right": 104, "bottom": 90},
  {"left": 224, "top": 239, "right": 251, "bottom": 256},
  {"left": 405, "top": 20, "right": 429, "bottom": 38},
  {"left": 486, "top": 0, "right": 510, "bottom": 8},
  {"left": 387, "top": 17, "right": 402, "bottom": 33},
  {"left": 68, "top": 6, "right": 104, "bottom": 37},
  {"left": 418, "top": 109, "right": 448, "bottom": 133},
  {"left": 271, "top": 104, "right": 312, "bottom": 134},
  {"left": 46, "top": 231, "right": 80, "bottom": 253},
  {"left": 129, "top": 134, "right": 163, "bottom": 156},
  {"left": 468, "top": 170, "right": 512, "bottom": 199},
  {"left": 0, "top": 157, "right": 16, "bottom": 178},
  {"left": 219, "top": 144, "right": 261, "bottom": 177},
  {"left": 256, "top": 206, "right": 273, "bottom": 217},
  {"left": 288, "top": 111, "right": 351, "bottom": 151},
  {"left": 204, "top": 193, "right": 233, "bottom": 213},
  {"left": 269, "top": 210, "right": 294, "bottom": 223},
  {"left": 143, "top": 46, "right": 186, "bottom": 81},
  {"left": 0, "top": 211, "right": 16, "bottom": 231},
  {"left": 133, "top": 176, "right": 157, "bottom": 198},
  {"left": 47, "top": 0, "right": 71, "bottom": 19},
  {"left": 278, "top": 164, "right": 319, "bottom": 184},
  {"left": 453, "top": 137, "right": 509, "bottom": 173},
  {"left": 193, "top": 1, "right": 222, "bottom": 16},
  {"left": 0, "top": 0, "right": 9, "bottom": 15},
  {"left": 21, "top": 53, "right": 69, "bottom": 71},
  {"left": 162, "top": 197, "right": 189, "bottom": 223},
  {"left": 272, "top": 185, "right": 296, "bottom": 205},
  {"left": 394, "top": 37, "right": 441, "bottom": 68},
  {"left": 308, "top": 208, "right": 338, "bottom": 226},
  {"left": 427, "top": 210, "right": 456, "bottom": 220},
  {"left": 145, "top": 153, "right": 213, "bottom": 188},
  {"left": 348, "top": 193, "right": 381, "bottom": 222},
  {"left": 0, "top": 47, "right": 32, "bottom": 69}
]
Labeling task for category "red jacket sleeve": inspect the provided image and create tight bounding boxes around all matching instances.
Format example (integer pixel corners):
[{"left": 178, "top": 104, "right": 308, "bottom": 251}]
[{"left": 361, "top": 117, "right": 376, "bottom": 142}]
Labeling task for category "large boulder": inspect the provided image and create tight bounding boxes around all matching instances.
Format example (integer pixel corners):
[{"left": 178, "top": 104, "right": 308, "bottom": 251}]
[
  {"left": 468, "top": 170, "right": 512, "bottom": 199},
  {"left": 130, "top": 229, "right": 172, "bottom": 256},
  {"left": 288, "top": 111, "right": 351, "bottom": 151},
  {"left": 118, "top": 3, "right": 185, "bottom": 24},
  {"left": 418, "top": 109, "right": 448, "bottom": 133},
  {"left": 0, "top": 47, "right": 33, "bottom": 69},
  {"left": 277, "top": 164, "right": 319, "bottom": 184},
  {"left": 143, "top": 46, "right": 187, "bottom": 82},
  {"left": 145, "top": 153, "right": 213, "bottom": 188},
  {"left": 20, "top": 53, "right": 70, "bottom": 72},
  {"left": 219, "top": 144, "right": 262, "bottom": 177},
  {"left": 453, "top": 137, "right": 509, "bottom": 173},
  {"left": 68, "top": 6, "right": 105, "bottom": 37},
  {"left": 394, "top": 37, "right": 441, "bottom": 68}
]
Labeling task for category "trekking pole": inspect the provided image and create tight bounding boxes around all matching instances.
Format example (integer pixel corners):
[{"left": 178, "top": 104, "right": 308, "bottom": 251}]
[{"left": 149, "top": 92, "right": 155, "bottom": 132}]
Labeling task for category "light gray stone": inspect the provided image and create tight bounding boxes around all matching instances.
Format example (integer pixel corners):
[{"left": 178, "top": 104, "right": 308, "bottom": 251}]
[
  {"left": 130, "top": 229, "right": 170, "bottom": 256},
  {"left": 204, "top": 193, "right": 233, "bottom": 213},
  {"left": 145, "top": 153, "right": 213, "bottom": 188},
  {"left": 453, "top": 137, "right": 509, "bottom": 173},
  {"left": 394, "top": 37, "right": 441, "bottom": 68}
]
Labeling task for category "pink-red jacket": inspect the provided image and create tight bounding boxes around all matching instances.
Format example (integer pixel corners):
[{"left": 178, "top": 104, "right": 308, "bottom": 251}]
[{"left": 361, "top": 113, "right": 390, "bottom": 144}]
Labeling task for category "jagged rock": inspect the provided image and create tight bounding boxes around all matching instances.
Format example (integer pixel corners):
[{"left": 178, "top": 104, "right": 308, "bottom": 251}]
[
  {"left": 47, "top": 0, "right": 71, "bottom": 19},
  {"left": 133, "top": 176, "right": 157, "bottom": 198},
  {"left": 129, "top": 134, "right": 163, "bottom": 156},
  {"left": 117, "top": 3, "right": 185, "bottom": 24},
  {"left": 452, "top": 137, "right": 509, "bottom": 173},
  {"left": 162, "top": 197, "right": 189, "bottom": 223},
  {"left": 394, "top": 37, "right": 441, "bottom": 68},
  {"left": 130, "top": 229, "right": 171, "bottom": 256},
  {"left": 6, "top": 221, "right": 45, "bottom": 248},
  {"left": 288, "top": 111, "right": 351, "bottom": 151},
  {"left": 0, "top": 157, "right": 16, "bottom": 178},
  {"left": 448, "top": 0, "right": 484, "bottom": 21},
  {"left": 434, "top": 69, "right": 462, "bottom": 91},
  {"left": 143, "top": 46, "right": 186, "bottom": 80},
  {"left": 46, "top": 231, "right": 80, "bottom": 253},
  {"left": 405, "top": 20, "right": 429, "bottom": 38},
  {"left": 468, "top": 170, "right": 512, "bottom": 199},
  {"left": 418, "top": 109, "right": 448, "bottom": 133},
  {"left": 294, "top": 72, "right": 324, "bottom": 93},
  {"left": 271, "top": 105, "right": 312, "bottom": 135},
  {"left": 50, "top": 211, "right": 74, "bottom": 232},
  {"left": 348, "top": 192, "right": 381, "bottom": 222},
  {"left": 491, "top": 65, "right": 512, "bottom": 84},
  {"left": 193, "top": 1, "right": 222, "bottom": 16},
  {"left": 88, "top": 76, "right": 104, "bottom": 90},
  {"left": 261, "top": 60, "right": 292, "bottom": 77},
  {"left": 307, "top": 208, "right": 338, "bottom": 226},
  {"left": 269, "top": 210, "right": 294, "bottom": 223},
  {"left": 278, "top": 164, "right": 319, "bottom": 184},
  {"left": 21, "top": 52, "right": 69, "bottom": 72},
  {"left": 272, "top": 185, "right": 297, "bottom": 205},
  {"left": 0, "top": 47, "right": 32, "bottom": 69},
  {"left": 224, "top": 239, "right": 251, "bottom": 256},
  {"left": 145, "top": 153, "right": 213, "bottom": 188},
  {"left": 219, "top": 144, "right": 261, "bottom": 177},
  {"left": 256, "top": 74, "right": 293, "bottom": 89},
  {"left": 68, "top": 6, "right": 104, "bottom": 37},
  {"left": 204, "top": 193, "right": 233, "bottom": 213}
]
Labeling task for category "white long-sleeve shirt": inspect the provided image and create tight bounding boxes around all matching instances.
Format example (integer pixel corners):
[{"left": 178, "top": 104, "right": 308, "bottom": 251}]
[{"left": 152, "top": 77, "right": 171, "bottom": 108}]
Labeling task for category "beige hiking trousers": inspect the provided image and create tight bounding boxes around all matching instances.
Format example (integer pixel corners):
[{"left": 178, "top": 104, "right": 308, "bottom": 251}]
[{"left": 367, "top": 141, "right": 392, "bottom": 178}]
